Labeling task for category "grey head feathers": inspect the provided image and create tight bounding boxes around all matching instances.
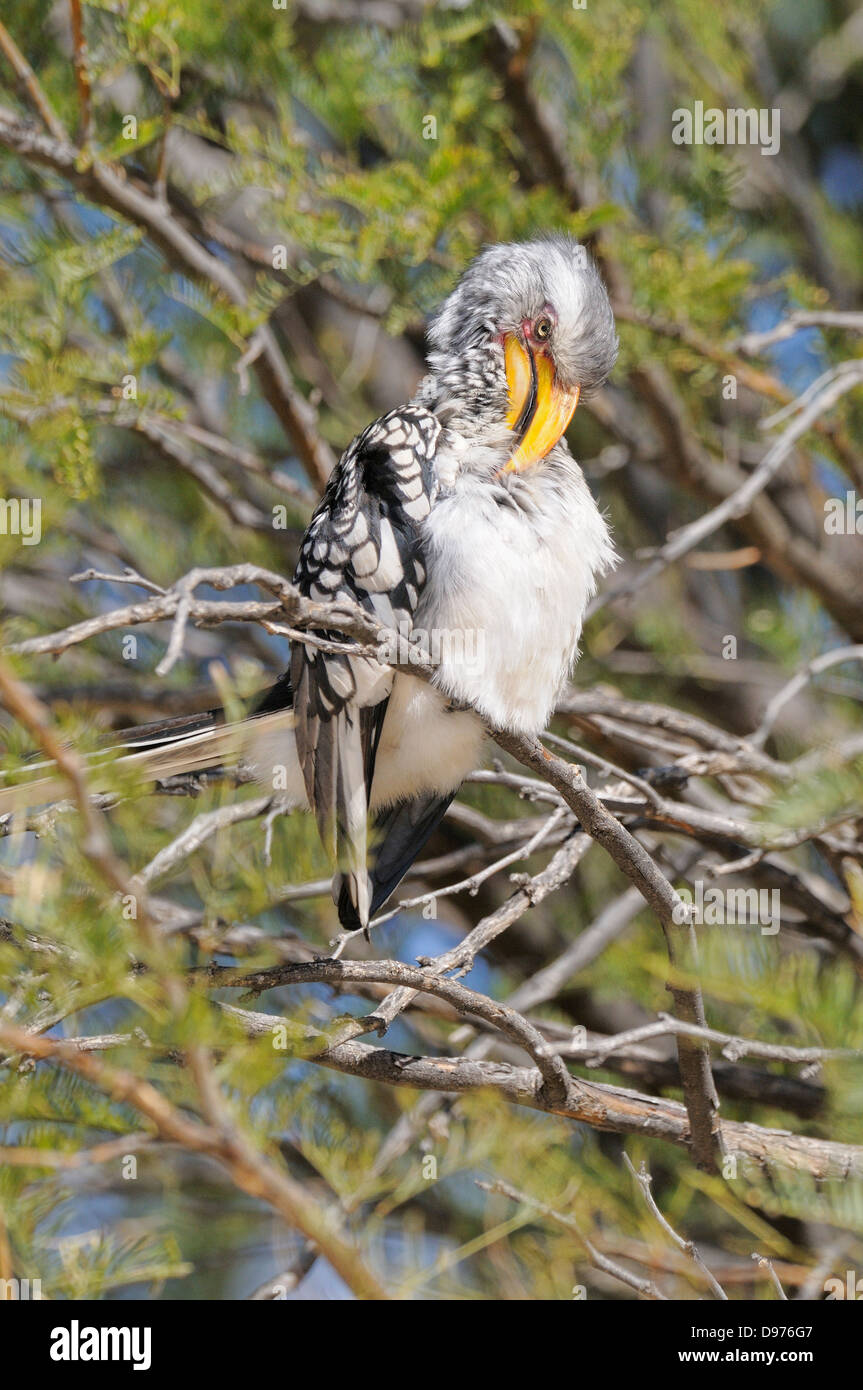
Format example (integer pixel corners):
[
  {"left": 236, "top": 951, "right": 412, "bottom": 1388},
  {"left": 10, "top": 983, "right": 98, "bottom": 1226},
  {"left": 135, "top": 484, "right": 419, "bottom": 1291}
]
[{"left": 425, "top": 234, "right": 618, "bottom": 410}]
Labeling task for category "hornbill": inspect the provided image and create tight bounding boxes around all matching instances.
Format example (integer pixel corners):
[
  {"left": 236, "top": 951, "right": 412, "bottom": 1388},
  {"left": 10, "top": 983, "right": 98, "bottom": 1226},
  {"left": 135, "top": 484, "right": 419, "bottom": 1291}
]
[{"left": 0, "top": 236, "right": 619, "bottom": 935}]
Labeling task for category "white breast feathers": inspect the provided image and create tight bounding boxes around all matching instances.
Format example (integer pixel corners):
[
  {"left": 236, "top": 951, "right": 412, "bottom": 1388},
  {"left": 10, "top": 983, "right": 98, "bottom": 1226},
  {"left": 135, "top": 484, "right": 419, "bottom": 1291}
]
[{"left": 416, "top": 447, "right": 617, "bottom": 735}]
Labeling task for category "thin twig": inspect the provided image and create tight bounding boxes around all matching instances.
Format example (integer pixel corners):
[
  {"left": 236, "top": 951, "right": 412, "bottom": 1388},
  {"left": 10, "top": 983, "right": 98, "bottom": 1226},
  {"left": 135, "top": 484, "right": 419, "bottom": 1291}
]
[
  {"left": 623, "top": 1154, "right": 728, "bottom": 1299},
  {"left": 477, "top": 1178, "right": 667, "bottom": 1300}
]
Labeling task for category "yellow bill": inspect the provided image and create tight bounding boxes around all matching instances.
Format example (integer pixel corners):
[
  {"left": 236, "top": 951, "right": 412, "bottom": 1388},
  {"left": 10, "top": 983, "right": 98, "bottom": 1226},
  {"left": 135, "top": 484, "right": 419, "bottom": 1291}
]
[{"left": 503, "top": 334, "right": 580, "bottom": 474}]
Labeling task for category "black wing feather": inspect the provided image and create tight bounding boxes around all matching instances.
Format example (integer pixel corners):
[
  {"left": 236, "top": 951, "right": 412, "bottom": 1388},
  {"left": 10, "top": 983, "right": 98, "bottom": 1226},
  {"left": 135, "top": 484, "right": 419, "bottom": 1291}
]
[
  {"left": 337, "top": 788, "right": 457, "bottom": 931},
  {"left": 291, "top": 407, "right": 441, "bottom": 930}
]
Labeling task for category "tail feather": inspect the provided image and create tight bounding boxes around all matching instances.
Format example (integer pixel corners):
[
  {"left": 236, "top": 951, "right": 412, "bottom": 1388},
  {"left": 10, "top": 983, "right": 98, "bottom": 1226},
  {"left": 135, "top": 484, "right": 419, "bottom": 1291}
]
[
  {"left": 337, "top": 789, "right": 457, "bottom": 932},
  {"left": 2, "top": 670, "right": 463, "bottom": 932},
  {"left": 117, "top": 709, "right": 220, "bottom": 748},
  {"left": 0, "top": 709, "right": 295, "bottom": 818}
]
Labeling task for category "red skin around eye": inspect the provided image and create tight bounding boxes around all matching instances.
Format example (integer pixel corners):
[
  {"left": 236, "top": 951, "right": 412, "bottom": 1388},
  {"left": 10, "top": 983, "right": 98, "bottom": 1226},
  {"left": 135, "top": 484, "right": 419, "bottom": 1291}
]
[
  {"left": 522, "top": 307, "right": 556, "bottom": 345},
  {"left": 496, "top": 310, "right": 556, "bottom": 347}
]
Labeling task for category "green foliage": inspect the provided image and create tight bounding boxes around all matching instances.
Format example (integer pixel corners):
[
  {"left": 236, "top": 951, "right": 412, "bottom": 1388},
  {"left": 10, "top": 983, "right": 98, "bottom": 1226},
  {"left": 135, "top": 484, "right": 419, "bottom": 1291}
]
[{"left": 0, "top": 0, "right": 861, "bottom": 1302}]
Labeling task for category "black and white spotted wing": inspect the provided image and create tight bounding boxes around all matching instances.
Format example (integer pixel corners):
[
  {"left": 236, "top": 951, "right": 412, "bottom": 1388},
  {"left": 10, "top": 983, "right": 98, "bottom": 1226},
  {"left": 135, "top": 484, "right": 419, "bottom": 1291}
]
[{"left": 291, "top": 406, "right": 441, "bottom": 931}]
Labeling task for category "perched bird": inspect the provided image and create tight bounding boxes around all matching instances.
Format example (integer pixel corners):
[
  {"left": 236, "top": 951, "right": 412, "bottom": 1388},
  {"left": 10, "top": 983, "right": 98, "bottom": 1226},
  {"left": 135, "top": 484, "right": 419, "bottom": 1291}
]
[{"left": 0, "top": 236, "right": 618, "bottom": 934}]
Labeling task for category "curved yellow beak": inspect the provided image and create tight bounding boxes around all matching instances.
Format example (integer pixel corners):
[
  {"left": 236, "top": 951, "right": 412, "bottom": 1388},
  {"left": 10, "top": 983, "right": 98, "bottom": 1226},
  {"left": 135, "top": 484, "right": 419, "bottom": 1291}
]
[{"left": 503, "top": 334, "right": 580, "bottom": 474}]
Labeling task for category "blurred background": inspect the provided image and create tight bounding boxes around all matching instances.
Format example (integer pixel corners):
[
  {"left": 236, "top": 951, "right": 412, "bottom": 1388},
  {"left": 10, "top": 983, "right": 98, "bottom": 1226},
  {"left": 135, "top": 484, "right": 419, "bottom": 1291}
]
[{"left": 1, "top": 0, "right": 863, "bottom": 1300}]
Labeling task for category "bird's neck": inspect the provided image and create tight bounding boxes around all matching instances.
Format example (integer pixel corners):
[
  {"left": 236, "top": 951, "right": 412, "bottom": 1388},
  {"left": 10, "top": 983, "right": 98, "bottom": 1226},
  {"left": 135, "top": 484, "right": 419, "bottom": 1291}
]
[{"left": 413, "top": 369, "right": 514, "bottom": 478}]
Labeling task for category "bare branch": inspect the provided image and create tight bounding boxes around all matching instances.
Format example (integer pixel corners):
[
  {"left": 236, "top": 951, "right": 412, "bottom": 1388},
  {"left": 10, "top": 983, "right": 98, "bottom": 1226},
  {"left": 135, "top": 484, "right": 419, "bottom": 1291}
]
[
  {"left": 751, "top": 644, "right": 863, "bottom": 748},
  {"left": 736, "top": 310, "right": 863, "bottom": 356},
  {"left": 623, "top": 1154, "right": 728, "bottom": 1299},
  {"left": 67, "top": 0, "right": 91, "bottom": 145},
  {"left": 477, "top": 1178, "right": 668, "bottom": 1300},
  {"left": 0, "top": 23, "right": 68, "bottom": 142}
]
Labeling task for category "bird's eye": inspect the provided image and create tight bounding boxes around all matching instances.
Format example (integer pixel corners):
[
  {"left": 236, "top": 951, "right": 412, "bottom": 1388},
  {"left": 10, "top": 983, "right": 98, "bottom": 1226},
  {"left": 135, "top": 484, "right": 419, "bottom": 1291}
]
[{"left": 534, "top": 316, "right": 552, "bottom": 340}]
